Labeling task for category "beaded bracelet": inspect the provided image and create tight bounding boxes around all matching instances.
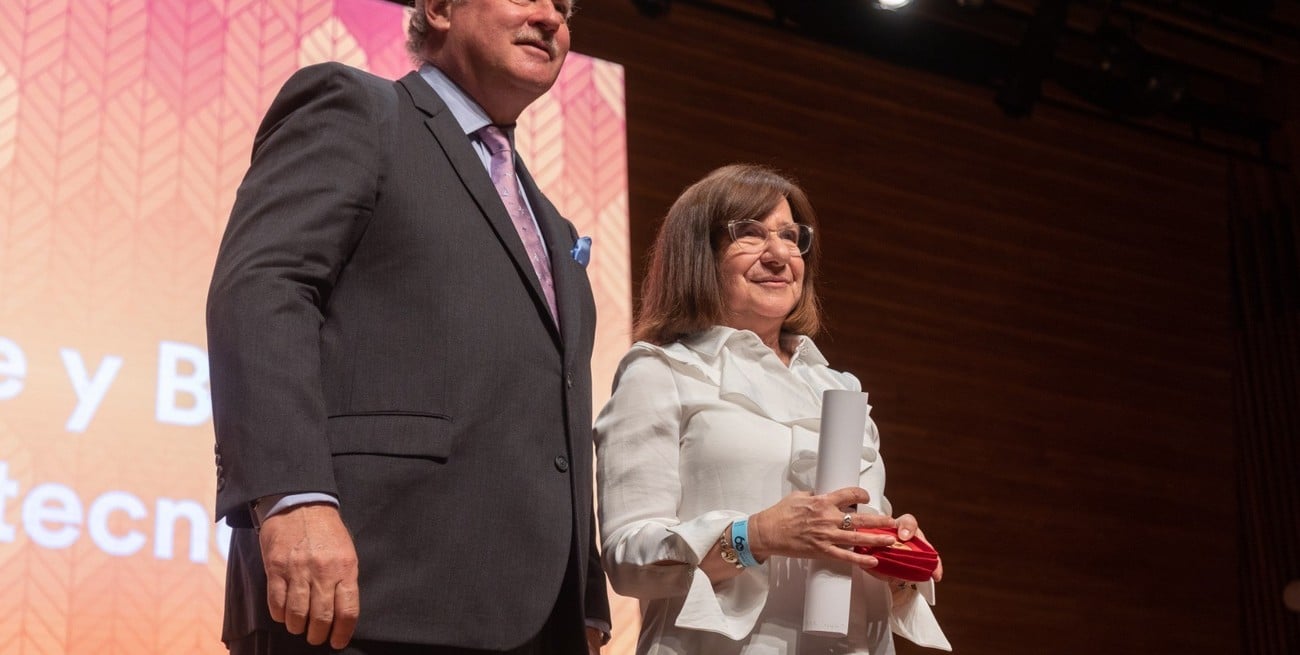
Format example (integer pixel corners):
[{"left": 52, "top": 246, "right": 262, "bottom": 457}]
[{"left": 718, "top": 528, "right": 743, "bottom": 569}]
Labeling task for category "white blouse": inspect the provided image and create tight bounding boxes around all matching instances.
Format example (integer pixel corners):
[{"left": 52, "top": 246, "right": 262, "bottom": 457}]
[{"left": 595, "top": 326, "right": 950, "bottom": 655}]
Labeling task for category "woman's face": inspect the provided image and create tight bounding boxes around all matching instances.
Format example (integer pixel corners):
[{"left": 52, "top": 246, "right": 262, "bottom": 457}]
[{"left": 718, "top": 197, "right": 805, "bottom": 336}]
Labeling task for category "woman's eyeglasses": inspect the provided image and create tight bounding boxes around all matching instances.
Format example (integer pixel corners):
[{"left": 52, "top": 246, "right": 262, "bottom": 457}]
[{"left": 726, "top": 220, "right": 814, "bottom": 255}]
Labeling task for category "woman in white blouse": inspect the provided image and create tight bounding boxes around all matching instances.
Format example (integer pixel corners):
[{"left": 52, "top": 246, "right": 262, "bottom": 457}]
[{"left": 595, "top": 164, "right": 951, "bottom": 655}]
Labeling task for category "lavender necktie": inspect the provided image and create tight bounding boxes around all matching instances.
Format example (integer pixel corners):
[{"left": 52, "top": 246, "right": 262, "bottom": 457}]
[{"left": 477, "top": 125, "right": 558, "bottom": 322}]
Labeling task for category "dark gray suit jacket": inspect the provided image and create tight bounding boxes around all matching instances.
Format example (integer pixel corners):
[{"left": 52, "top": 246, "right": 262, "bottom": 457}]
[{"left": 207, "top": 62, "right": 609, "bottom": 650}]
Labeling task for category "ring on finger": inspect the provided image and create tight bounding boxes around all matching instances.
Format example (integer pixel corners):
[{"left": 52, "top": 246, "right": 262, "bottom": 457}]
[{"left": 840, "top": 513, "right": 853, "bottom": 530}]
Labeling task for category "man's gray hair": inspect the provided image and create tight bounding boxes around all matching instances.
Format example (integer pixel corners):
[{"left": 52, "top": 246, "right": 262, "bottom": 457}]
[
  {"left": 407, "top": 0, "right": 466, "bottom": 64},
  {"left": 406, "top": 0, "right": 432, "bottom": 64}
]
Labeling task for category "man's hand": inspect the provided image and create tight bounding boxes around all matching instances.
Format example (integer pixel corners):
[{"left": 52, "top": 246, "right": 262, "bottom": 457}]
[
  {"left": 259, "top": 503, "right": 360, "bottom": 649},
  {"left": 585, "top": 626, "right": 604, "bottom": 655}
]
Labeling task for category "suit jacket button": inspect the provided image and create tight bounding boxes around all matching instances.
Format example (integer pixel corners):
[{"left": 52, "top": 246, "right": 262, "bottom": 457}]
[
  {"left": 565, "top": 373, "right": 573, "bottom": 389},
  {"left": 554, "top": 455, "right": 569, "bottom": 472}
]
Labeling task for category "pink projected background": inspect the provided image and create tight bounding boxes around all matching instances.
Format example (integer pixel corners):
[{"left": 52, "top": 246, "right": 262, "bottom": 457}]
[{"left": 0, "top": 1, "right": 633, "bottom": 653}]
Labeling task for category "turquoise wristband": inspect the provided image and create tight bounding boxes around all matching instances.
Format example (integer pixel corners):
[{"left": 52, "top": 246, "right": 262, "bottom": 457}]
[{"left": 731, "top": 518, "right": 760, "bottom": 568}]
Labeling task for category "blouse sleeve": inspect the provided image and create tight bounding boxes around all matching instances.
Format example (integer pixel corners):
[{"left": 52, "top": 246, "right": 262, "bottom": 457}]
[
  {"left": 878, "top": 462, "right": 950, "bottom": 648},
  {"left": 595, "top": 349, "right": 769, "bottom": 638},
  {"left": 890, "top": 582, "right": 952, "bottom": 650}
]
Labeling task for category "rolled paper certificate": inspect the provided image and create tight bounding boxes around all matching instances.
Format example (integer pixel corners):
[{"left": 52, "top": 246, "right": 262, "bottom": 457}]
[{"left": 802, "top": 389, "right": 870, "bottom": 637}]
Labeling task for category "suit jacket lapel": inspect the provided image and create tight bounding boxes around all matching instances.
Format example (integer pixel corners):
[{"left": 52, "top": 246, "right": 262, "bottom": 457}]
[{"left": 397, "top": 72, "right": 561, "bottom": 345}]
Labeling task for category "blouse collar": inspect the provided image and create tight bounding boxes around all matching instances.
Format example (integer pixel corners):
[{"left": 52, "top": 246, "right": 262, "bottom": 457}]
[{"left": 677, "top": 326, "right": 829, "bottom": 368}]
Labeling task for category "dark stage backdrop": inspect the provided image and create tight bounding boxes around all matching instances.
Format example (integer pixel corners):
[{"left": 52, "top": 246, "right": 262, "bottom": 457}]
[{"left": 557, "top": 2, "right": 1299, "bottom": 654}]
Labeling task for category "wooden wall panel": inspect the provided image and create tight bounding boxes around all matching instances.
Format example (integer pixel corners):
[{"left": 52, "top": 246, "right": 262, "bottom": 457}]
[
  {"left": 570, "top": 3, "right": 1243, "bottom": 653},
  {"left": 1228, "top": 156, "right": 1300, "bottom": 655}
]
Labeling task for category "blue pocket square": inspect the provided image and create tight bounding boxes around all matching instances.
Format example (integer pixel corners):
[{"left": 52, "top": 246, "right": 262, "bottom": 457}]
[{"left": 571, "top": 236, "right": 592, "bottom": 267}]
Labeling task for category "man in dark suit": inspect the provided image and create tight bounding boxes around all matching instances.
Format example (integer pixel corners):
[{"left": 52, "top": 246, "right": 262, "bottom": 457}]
[{"left": 206, "top": 1, "right": 609, "bottom": 653}]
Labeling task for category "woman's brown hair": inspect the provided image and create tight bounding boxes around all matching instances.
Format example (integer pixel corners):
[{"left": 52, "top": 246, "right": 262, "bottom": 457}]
[{"left": 634, "top": 164, "right": 822, "bottom": 345}]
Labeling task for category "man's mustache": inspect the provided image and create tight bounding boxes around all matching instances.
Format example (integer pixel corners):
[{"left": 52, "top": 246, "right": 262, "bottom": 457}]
[{"left": 514, "top": 29, "right": 558, "bottom": 58}]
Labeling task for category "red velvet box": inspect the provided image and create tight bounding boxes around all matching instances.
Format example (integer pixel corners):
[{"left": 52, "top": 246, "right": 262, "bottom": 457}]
[{"left": 853, "top": 527, "right": 940, "bottom": 582}]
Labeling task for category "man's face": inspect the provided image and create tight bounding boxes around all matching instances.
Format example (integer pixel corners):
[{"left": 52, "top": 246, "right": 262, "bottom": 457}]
[{"left": 433, "top": 0, "right": 572, "bottom": 121}]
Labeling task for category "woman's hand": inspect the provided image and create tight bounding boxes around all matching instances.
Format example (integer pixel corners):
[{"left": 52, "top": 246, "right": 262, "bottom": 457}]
[
  {"left": 864, "top": 512, "right": 944, "bottom": 585},
  {"left": 746, "top": 487, "right": 898, "bottom": 568}
]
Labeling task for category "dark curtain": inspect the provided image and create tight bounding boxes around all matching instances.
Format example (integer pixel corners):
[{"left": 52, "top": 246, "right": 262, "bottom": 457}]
[{"left": 1228, "top": 157, "right": 1300, "bottom": 654}]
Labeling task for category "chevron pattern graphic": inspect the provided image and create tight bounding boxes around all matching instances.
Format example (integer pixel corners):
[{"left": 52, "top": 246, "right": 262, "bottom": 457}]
[{"left": 0, "top": 1, "right": 632, "bottom": 653}]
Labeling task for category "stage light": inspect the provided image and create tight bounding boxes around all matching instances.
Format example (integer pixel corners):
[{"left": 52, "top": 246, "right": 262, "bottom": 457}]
[{"left": 876, "top": 0, "right": 914, "bottom": 9}]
